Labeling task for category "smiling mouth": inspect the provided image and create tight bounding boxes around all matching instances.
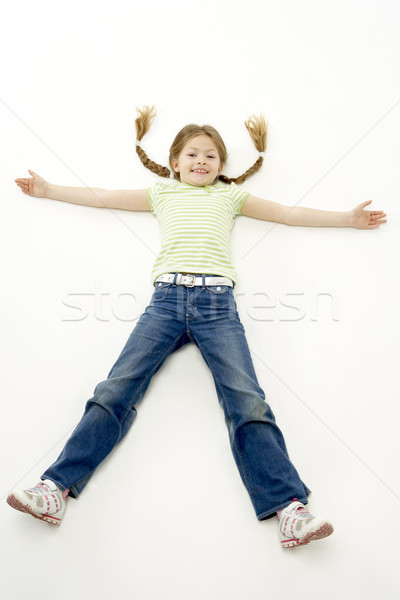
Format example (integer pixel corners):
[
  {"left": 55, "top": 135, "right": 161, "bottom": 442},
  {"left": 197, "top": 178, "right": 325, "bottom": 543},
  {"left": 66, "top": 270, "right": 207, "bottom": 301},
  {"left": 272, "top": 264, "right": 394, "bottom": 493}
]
[{"left": 192, "top": 170, "right": 208, "bottom": 174}]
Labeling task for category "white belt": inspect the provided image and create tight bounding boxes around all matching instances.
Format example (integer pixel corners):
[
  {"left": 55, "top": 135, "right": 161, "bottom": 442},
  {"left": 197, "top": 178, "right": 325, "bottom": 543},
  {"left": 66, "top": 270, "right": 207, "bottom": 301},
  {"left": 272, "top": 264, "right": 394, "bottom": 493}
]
[{"left": 155, "top": 273, "right": 234, "bottom": 288}]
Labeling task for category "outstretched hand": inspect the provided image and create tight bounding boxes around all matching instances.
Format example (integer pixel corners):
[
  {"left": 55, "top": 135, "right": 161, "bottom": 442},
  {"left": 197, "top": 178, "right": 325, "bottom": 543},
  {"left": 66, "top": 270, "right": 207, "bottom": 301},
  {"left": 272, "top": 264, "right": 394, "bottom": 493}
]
[
  {"left": 349, "top": 200, "right": 387, "bottom": 229},
  {"left": 15, "top": 170, "right": 48, "bottom": 198}
]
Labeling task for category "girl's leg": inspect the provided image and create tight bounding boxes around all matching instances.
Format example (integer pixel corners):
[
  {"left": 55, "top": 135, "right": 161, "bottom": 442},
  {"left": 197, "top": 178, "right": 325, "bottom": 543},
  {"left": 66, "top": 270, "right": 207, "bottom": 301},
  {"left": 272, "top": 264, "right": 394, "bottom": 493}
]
[
  {"left": 42, "top": 285, "right": 189, "bottom": 497},
  {"left": 190, "top": 285, "right": 311, "bottom": 520}
]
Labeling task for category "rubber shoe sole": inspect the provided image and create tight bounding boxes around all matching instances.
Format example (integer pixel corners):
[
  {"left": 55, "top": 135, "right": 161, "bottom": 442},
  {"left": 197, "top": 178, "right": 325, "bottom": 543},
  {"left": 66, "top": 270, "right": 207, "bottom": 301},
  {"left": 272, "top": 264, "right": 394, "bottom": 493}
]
[{"left": 281, "top": 521, "right": 334, "bottom": 548}]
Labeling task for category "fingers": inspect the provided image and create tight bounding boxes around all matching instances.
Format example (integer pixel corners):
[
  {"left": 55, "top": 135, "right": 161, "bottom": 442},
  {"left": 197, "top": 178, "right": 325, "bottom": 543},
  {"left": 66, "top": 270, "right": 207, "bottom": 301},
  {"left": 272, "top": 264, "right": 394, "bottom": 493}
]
[
  {"left": 368, "top": 219, "right": 387, "bottom": 228},
  {"left": 15, "top": 177, "right": 31, "bottom": 194},
  {"left": 15, "top": 170, "right": 37, "bottom": 195},
  {"left": 15, "top": 170, "right": 37, "bottom": 183},
  {"left": 15, "top": 182, "right": 29, "bottom": 194}
]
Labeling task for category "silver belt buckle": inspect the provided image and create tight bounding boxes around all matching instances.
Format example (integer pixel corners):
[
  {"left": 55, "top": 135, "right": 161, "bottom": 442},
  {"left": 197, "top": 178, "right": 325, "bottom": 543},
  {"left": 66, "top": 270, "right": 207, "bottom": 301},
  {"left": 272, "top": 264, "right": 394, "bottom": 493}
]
[{"left": 183, "top": 274, "right": 196, "bottom": 287}]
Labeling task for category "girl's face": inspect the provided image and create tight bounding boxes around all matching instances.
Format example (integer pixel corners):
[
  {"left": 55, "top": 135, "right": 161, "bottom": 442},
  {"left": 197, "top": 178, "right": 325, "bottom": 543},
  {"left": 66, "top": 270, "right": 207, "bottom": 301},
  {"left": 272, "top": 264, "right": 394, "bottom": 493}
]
[{"left": 171, "top": 134, "right": 223, "bottom": 186}]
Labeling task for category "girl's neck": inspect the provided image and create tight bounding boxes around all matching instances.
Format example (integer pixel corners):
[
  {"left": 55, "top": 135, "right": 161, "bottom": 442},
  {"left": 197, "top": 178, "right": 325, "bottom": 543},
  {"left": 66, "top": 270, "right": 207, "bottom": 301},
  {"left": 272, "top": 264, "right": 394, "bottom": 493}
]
[{"left": 177, "top": 179, "right": 220, "bottom": 188}]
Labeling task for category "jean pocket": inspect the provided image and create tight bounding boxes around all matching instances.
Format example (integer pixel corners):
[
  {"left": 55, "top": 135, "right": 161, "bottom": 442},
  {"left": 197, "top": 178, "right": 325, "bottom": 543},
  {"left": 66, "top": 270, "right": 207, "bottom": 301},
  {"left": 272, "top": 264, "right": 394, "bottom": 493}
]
[
  {"left": 152, "top": 281, "right": 172, "bottom": 301},
  {"left": 206, "top": 285, "right": 231, "bottom": 308}
]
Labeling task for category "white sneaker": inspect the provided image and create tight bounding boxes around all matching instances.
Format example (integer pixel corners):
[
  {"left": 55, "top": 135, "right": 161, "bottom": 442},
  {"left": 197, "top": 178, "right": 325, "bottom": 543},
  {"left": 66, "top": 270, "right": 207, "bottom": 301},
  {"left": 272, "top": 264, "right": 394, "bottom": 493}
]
[
  {"left": 7, "top": 479, "right": 66, "bottom": 526},
  {"left": 279, "top": 499, "right": 333, "bottom": 548}
]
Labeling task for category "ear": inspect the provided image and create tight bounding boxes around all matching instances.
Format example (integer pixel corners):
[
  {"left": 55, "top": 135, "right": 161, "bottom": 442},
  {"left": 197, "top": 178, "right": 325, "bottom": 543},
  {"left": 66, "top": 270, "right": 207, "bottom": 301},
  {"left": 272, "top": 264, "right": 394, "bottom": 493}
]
[
  {"left": 218, "top": 163, "right": 224, "bottom": 174},
  {"left": 171, "top": 158, "right": 179, "bottom": 173}
]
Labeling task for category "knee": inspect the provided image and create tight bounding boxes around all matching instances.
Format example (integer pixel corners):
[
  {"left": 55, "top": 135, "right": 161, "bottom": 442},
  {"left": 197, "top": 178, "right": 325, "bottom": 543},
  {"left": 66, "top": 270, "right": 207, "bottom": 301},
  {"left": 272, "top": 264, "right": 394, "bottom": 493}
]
[
  {"left": 85, "top": 394, "right": 136, "bottom": 426},
  {"left": 84, "top": 398, "right": 137, "bottom": 442},
  {"left": 236, "top": 397, "right": 276, "bottom": 427}
]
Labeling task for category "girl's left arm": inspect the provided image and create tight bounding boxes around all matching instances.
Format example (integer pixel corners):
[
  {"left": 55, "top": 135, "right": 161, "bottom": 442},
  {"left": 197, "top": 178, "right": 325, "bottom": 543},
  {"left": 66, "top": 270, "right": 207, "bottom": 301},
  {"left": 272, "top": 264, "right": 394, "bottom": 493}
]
[{"left": 241, "top": 194, "right": 387, "bottom": 229}]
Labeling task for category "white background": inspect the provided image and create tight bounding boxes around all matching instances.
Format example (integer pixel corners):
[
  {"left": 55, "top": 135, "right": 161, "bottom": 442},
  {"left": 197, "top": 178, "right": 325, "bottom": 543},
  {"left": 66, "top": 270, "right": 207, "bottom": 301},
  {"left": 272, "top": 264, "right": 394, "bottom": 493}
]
[{"left": 1, "top": 1, "right": 399, "bottom": 598}]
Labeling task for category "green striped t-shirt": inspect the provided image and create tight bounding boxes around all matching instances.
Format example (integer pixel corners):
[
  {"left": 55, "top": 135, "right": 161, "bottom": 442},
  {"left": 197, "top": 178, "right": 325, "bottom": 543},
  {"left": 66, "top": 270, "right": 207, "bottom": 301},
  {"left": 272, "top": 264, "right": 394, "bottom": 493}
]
[{"left": 146, "top": 180, "right": 249, "bottom": 285}]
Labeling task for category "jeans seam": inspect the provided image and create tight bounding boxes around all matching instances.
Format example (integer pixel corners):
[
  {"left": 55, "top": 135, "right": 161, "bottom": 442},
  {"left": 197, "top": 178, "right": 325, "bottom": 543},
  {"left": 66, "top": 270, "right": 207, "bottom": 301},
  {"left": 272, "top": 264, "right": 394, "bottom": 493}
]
[{"left": 189, "top": 330, "right": 253, "bottom": 494}]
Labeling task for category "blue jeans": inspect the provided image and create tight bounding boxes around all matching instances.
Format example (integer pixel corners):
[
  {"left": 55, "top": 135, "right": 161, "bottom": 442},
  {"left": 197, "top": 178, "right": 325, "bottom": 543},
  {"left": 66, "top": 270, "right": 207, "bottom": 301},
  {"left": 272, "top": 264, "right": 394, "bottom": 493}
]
[{"left": 42, "top": 275, "right": 311, "bottom": 520}]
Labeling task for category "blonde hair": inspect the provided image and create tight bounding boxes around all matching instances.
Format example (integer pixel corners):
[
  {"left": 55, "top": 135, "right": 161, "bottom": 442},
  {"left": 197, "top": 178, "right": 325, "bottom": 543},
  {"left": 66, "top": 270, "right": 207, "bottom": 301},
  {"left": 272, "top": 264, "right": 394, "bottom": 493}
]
[{"left": 134, "top": 105, "right": 267, "bottom": 185}]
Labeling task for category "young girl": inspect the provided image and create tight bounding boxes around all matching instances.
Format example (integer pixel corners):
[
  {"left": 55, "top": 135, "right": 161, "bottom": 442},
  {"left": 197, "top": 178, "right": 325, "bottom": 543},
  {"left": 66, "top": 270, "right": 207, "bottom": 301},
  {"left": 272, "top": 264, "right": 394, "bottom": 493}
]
[{"left": 8, "top": 106, "right": 387, "bottom": 548}]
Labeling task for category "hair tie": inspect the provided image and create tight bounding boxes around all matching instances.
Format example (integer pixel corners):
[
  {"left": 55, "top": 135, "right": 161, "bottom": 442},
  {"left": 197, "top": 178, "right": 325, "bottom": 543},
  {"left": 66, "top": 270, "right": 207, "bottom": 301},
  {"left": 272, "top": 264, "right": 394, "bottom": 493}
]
[
  {"left": 135, "top": 140, "right": 142, "bottom": 148},
  {"left": 259, "top": 151, "right": 265, "bottom": 158}
]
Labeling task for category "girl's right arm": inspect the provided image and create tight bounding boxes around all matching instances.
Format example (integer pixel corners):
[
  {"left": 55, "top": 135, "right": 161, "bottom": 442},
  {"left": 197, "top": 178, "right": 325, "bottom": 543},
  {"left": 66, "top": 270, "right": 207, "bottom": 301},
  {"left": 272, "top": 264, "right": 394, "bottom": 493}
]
[{"left": 15, "top": 170, "right": 150, "bottom": 211}]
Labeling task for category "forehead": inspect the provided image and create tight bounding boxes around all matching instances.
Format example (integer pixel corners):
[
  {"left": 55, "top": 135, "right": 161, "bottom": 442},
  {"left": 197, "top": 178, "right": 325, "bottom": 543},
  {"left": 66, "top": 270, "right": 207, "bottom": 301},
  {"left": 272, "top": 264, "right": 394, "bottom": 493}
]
[{"left": 183, "top": 134, "right": 218, "bottom": 152}]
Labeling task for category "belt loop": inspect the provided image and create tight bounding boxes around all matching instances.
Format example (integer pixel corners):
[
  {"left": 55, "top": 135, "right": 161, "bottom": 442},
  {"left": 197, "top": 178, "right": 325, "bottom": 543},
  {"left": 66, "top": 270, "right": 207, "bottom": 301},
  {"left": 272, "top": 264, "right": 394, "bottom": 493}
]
[
  {"left": 202, "top": 274, "right": 205, "bottom": 289},
  {"left": 172, "top": 272, "right": 178, "bottom": 287}
]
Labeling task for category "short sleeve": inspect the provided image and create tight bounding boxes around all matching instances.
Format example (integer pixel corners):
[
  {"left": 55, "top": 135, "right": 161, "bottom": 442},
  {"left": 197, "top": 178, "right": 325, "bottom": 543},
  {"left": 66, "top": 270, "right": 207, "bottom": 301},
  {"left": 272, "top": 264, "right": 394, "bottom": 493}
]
[
  {"left": 146, "top": 182, "right": 164, "bottom": 215},
  {"left": 230, "top": 182, "right": 249, "bottom": 216}
]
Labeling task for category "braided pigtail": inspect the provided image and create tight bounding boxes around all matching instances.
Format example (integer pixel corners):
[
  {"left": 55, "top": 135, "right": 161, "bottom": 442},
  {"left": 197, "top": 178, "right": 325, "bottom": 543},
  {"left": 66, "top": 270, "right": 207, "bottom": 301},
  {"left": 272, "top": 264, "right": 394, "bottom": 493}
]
[
  {"left": 135, "top": 105, "right": 171, "bottom": 179},
  {"left": 219, "top": 113, "right": 267, "bottom": 185}
]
